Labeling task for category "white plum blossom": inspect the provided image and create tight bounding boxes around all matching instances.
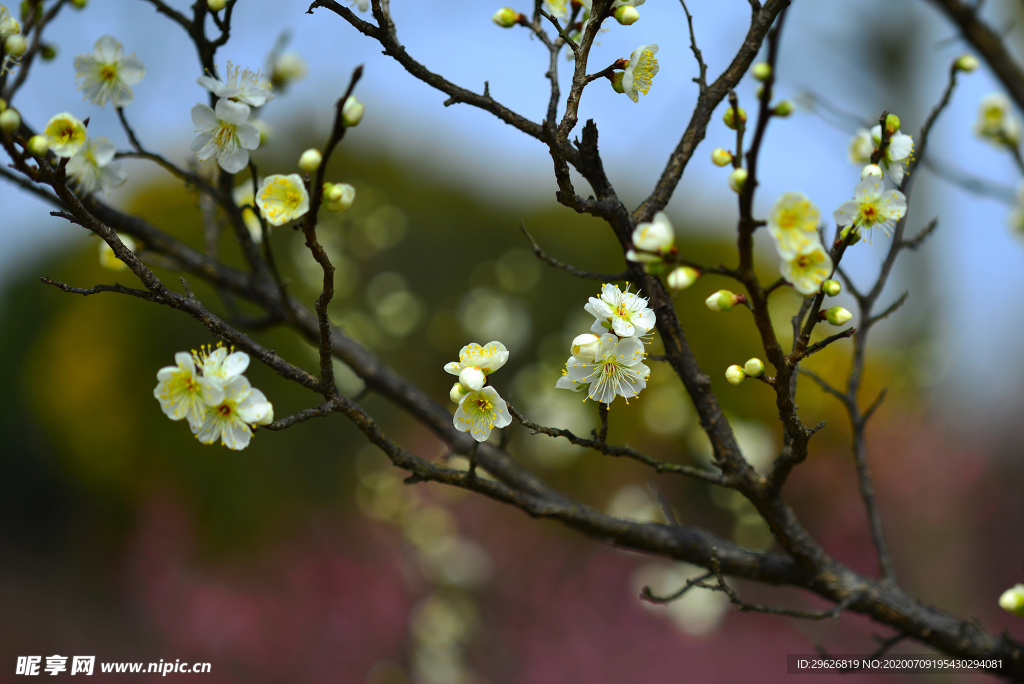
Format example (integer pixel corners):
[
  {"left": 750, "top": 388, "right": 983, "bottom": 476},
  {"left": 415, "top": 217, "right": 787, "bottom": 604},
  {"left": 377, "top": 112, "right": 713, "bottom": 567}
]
[
  {"left": 780, "top": 244, "right": 833, "bottom": 296},
  {"left": 626, "top": 211, "right": 674, "bottom": 263},
  {"left": 767, "top": 192, "right": 821, "bottom": 260},
  {"left": 834, "top": 178, "right": 908, "bottom": 240},
  {"left": 67, "top": 136, "right": 126, "bottom": 194},
  {"left": 848, "top": 128, "right": 874, "bottom": 164},
  {"left": 974, "top": 93, "right": 1022, "bottom": 147},
  {"left": 190, "top": 98, "right": 260, "bottom": 173},
  {"left": 542, "top": 0, "right": 570, "bottom": 20},
  {"left": 194, "top": 344, "right": 250, "bottom": 405},
  {"left": 153, "top": 352, "right": 209, "bottom": 428},
  {"left": 620, "top": 44, "right": 659, "bottom": 102},
  {"left": 585, "top": 283, "right": 656, "bottom": 338},
  {"left": 0, "top": 5, "right": 21, "bottom": 40},
  {"left": 556, "top": 334, "right": 650, "bottom": 404},
  {"left": 74, "top": 35, "right": 145, "bottom": 108},
  {"left": 453, "top": 386, "right": 512, "bottom": 443},
  {"left": 255, "top": 174, "right": 310, "bottom": 226},
  {"left": 444, "top": 341, "right": 509, "bottom": 380},
  {"left": 197, "top": 62, "right": 274, "bottom": 107},
  {"left": 43, "top": 112, "right": 87, "bottom": 158},
  {"left": 192, "top": 375, "right": 274, "bottom": 450}
]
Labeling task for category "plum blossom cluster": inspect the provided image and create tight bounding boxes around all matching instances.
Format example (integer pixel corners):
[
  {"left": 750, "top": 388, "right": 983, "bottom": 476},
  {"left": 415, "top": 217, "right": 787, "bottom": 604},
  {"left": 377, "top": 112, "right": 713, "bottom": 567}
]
[
  {"left": 153, "top": 345, "right": 274, "bottom": 450},
  {"left": 445, "top": 341, "right": 512, "bottom": 443},
  {"left": 191, "top": 63, "right": 273, "bottom": 173},
  {"left": 556, "top": 283, "right": 653, "bottom": 404},
  {"left": 847, "top": 115, "right": 914, "bottom": 185}
]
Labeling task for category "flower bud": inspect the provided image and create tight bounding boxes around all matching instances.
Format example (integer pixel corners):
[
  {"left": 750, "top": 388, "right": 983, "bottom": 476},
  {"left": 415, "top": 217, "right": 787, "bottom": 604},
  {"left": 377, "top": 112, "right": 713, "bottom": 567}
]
[
  {"left": 860, "top": 164, "right": 883, "bottom": 180},
  {"left": 492, "top": 8, "right": 520, "bottom": 28},
  {"left": 459, "top": 366, "right": 486, "bottom": 392},
  {"left": 723, "top": 106, "right": 747, "bottom": 130},
  {"left": 4, "top": 34, "right": 27, "bottom": 58},
  {"left": 728, "top": 167, "right": 748, "bottom": 193},
  {"left": 207, "top": 0, "right": 226, "bottom": 10},
  {"left": 824, "top": 306, "right": 852, "bottom": 326},
  {"left": 999, "top": 585, "right": 1024, "bottom": 616},
  {"left": 706, "top": 289, "right": 739, "bottom": 312},
  {"left": 773, "top": 100, "right": 794, "bottom": 117},
  {"left": 821, "top": 279, "right": 841, "bottom": 297},
  {"left": 71, "top": 0, "right": 87, "bottom": 7},
  {"left": 298, "top": 148, "right": 322, "bottom": 173},
  {"left": 752, "top": 62, "right": 771, "bottom": 82},
  {"left": 0, "top": 107, "right": 20, "bottom": 135},
  {"left": 628, "top": 212, "right": 674, "bottom": 261},
  {"left": 667, "top": 266, "right": 699, "bottom": 290},
  {"left": 743, "top": 357, "right": 764, "bottom": 378},
  {"left": 571, "top": 333, "right": 600, "bottom": 362},
  {"left": 884, "top": 113, "right": 901, "bottom": 135},
  {"left": 26, "top": 134, "right": 48, "bottom": 157},
  {"left": 269, "top": 52, "right": 308, "bottom": 90},
  {"left": 711, "top": 147, "right": 732, "bottom": 167},
  {"left": 613, "top": 6, "right": 639, "bottom": 25},
  {"left": 342, "top": 96, "right": 364, "bottom": 127},
  {"left": 40, "top": 43, "right": 57, "bottom": 61},
  {"left": 324, "top": 182, "right": 356, "bottom": 211},
  {"left": 725, "top": 365, "right": 746, "bottom": 386},
  {"left": 450, "top": 382, "right": 468, "bottom": 404},
  {"left": 954, "top": 54, "right": 979, "bottom": 73}
]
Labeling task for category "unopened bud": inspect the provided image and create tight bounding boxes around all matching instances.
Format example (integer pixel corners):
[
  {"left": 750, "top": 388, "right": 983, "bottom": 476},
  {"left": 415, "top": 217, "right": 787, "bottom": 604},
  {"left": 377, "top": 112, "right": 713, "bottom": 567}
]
[
  {"left": 207, "top": 0, "right": 226, "bottom": 10},
  {"left": 0, "top": 107, "right": 20, "bottom": 135},
  {"left": 773, "top": 100, "right": 794, "bottom": 117},
  {"left": 40, "top": 43, "right": 57, "bottom": 61},
  {"left": 612, "top": 6, "right": 639, "bottom": 25},
  {"left": 743, "top": 357, "right": 764, "bottom": 378},
  {"left": 824, "top": 306, "right": 852, "bottom": 326},
  {"left": 723, "top": 106, "right": 747, "bottom": 130},
  {"left": 706, "top": 289, "right": 739, "bottom": 312},
  {"left": 492, "top": 8, "right": 521, "bottom": 28},
  {"left": 999, "top": 585, "right": 1024, "bottom": 616},
  {"left": 667, "top": 266, "right": 699, "bottom": 290},
  {"left": 571, "top": 333, "right": 601, "bottom": 362},
  {"left": 71, "top": 0, "right": 87, "bottom": 7},
  {"left": 342, "top": 96, "right": 364, "bottom": 127},
  {"left": 885, "top": 113, "right": 901, "bottom": 135},
  {"left": 256, "top": 404, "right": 274, "bottom": 426},
  {"left": 459, "top": 367, "right": 486, "bottom": 392},
  {"left": 4, "top": 34, "right": 27, "bottom": 58},
  {"left": 725, "top": 365, "right": 746, "bottom": 386},
  {"left": 752, "top": 62, "right": 771, "bottom": 82},
  {"left": 954, "top": 54, "right": 979, "bottom": 73},
  {"left": 324, "top": 182, "right": 356, "bottom": 211},
  {"left": 711, "top": 147, "right": 732, "bottom": 167},
  {"left": 298, "top": 148, "right": 322, "bottom": 173},
  {"left": 450, "top": 382, "right": 468, "bottom": 404},
  {"left": 860, "top": 164, "right": 883, "bottom": 180},
  {"left": 728, "top": 167, "right": 748, "bottom": 193},
  {"left": 27, "top": 134, "right": 48, "bottom": 157},
  {"left": 821, "top": 279, "right": 841, "bottom": 297}
]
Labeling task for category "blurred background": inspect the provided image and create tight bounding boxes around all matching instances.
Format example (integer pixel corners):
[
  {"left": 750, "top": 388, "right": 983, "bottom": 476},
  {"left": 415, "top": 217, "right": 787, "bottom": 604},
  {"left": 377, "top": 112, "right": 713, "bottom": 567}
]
[{"left": 1, "top": 0, "right": 1024, "bottom": 682}]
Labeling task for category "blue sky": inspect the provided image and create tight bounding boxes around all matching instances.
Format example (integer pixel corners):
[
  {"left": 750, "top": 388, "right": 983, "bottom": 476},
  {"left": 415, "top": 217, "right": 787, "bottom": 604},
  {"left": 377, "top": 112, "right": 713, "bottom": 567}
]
[{"left": 3, "top": 0, "right": 1023, "bottom": 412}]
